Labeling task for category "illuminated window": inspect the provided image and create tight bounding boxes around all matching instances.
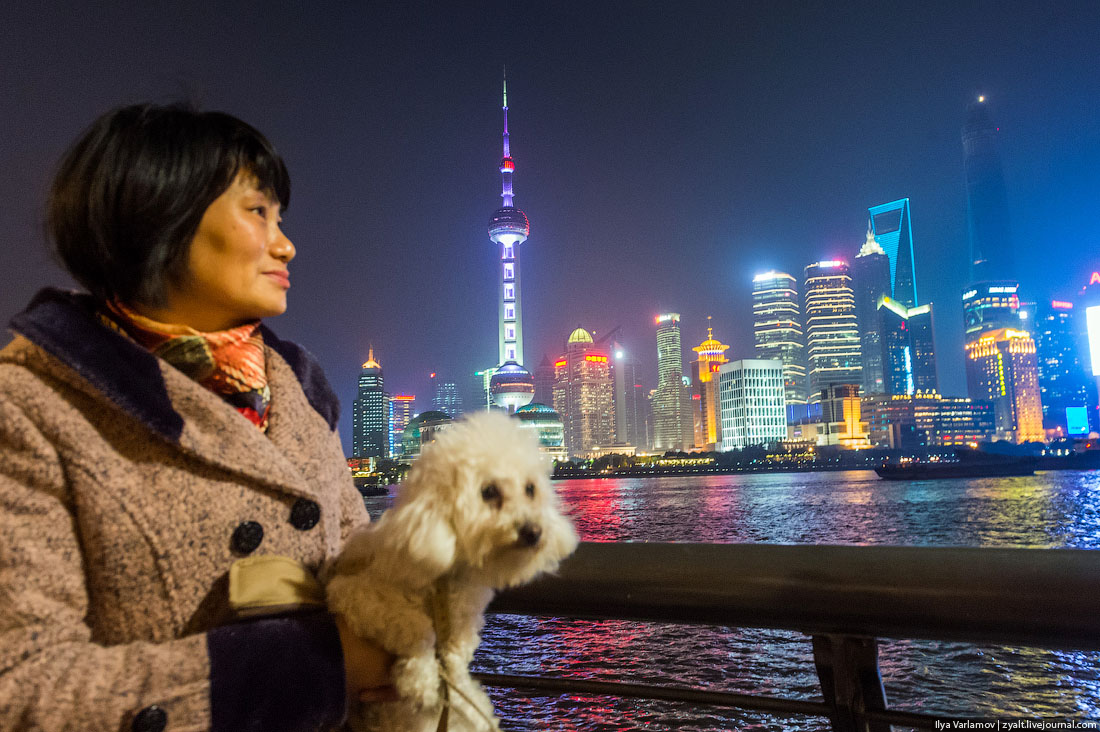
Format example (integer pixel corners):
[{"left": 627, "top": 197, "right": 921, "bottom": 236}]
[
  {"left": 503, "top": 263, "right": 514, "bottom": 281},
  {"left": 504, "top": 284, "right": 515, "bottom": 300},
  {"left": 506, "top": 346, "right": 516, "bottom": 360},
  {"left": 504, "top": 304, "right": 515, "bottom": 320},
  {"left": 505, "top": 325, "right": 516, "bottom": 339},
  {"left": 502, "top": 244, "right": 514, "bottom": 259}
]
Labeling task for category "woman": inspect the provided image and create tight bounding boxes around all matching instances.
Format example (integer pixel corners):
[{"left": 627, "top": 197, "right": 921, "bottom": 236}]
[{"left": 0, "top": 104, "right": 391, "bottom": 731}]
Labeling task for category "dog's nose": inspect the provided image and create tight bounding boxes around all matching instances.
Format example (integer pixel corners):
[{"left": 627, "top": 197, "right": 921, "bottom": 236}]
[{"left": 517, "top": 523, "right": 542, "bottom": 547}]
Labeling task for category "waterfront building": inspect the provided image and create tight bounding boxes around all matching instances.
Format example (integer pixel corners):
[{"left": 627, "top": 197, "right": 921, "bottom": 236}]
[
  {"left": 852, "top": 226, "right": 891, "bottom": 395},
  {"left": 388, "top": 394, "right": 415, "bottom": 458},
  {"left": 552, "top": 328, "right": 615, "bottom": 456},
  {"left": 472, "top": 368, "right": 495, "bottom": 412},
  {"left": 612, "top": 343, "right": 645, "bottom": 450},
  {"left": 803, "top": 261, "right": 861, "bottom": 402},
  {"left": 964, "top": 328, "right": 1044, "bottom": 443},
  {"left": 862, "top": 393, "right": 996, "bottom": 449},
  {"left": 399, "top": 410, "right": 453, "bottom": 461},
  {"left": 690, "top": 320, "right": 730, "bottom": 450},
  {"left": 963, "top": 281, "right": 1022, "bottom": 338},
  {"left": 878, "top": 298, "right": 938, "bottom": 396},
  {"left": 1033, "top": 300, "right": 1097, "bottom": 436},
  {"left": 533, "top": 355, "right": 555, "bottom": 406},
  {"left": 653, "top": 313, "right": 690, "bottom": 451},
  {"left": 752, "top": 271, "right": 808, "bottom": 405},
  {"left": 351, "top": 347, "right": 387, "bottom": 458},
  {"left": 815, "top": 384, "right": 871, "bottom": 448},
  {"left": 963, "top": 96, "right": 1015, "bottom": 283},
  {"left": 429, "top": 374, "right": 461, "bottom": 417},
  {"left": 868, "top": 198, "right": 918, "bottom": 307},
  {"left": 487, "top": 72, "right": 535, "bottom": 411},
  {"left": 514, "top": 402, "right": 567, "bottom": 461},
  {"left": 716, "top": 359, "right": 786, "bottom": 450}
]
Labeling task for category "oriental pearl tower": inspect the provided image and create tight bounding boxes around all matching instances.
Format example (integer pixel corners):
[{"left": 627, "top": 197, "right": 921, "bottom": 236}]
[{"left": 488, "top": 70, "right": 535, "bottom": 412}]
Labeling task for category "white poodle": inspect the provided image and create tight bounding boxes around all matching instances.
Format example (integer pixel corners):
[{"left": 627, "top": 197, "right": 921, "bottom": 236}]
[{"left": 326, "top": 411, "right": 579, "bottom": 732}]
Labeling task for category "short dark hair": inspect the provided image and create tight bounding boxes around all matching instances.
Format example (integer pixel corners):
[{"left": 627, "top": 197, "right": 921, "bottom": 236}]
[{"left": 48, "top": 103, "right": 291, "bottom": 305}]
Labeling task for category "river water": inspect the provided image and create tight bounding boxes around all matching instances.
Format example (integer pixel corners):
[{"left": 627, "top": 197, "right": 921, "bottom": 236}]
[{"left": 363, "top": 470, "right": 1100, "bottom": 730}]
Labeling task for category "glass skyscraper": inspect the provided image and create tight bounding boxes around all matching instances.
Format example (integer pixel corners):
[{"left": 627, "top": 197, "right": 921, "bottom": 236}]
[
  {"left": 752, "top": 271, "right": 808, "bottom": 405},
  {"left": 963, "top": 97, "right": 1014, "bottom": 283},
  {"left": 1034, "top": 300, "right": 1097, "bottom": 435},
  {"left": 965, "top": 328, "right": 1043, "bottom": 443},
  {"left": 878, "top": 299, "right": 938, "bottom": 396},
  {"left": 653, "top": 313, "right": 689, "bottom": 451},
  {"left": 852, "top": 227, "right": 891, "bottom": 395},
  {"left": 868, "top": 198, "right": 918, "bottom": 308},
  {"left": 803, "top": 261, "right": 862, "bottom": 403}
]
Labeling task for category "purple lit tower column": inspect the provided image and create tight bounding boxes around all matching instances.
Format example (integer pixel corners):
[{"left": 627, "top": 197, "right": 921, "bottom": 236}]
[{"left": 488, "top": 70, "right": 535, "bottom": 412}]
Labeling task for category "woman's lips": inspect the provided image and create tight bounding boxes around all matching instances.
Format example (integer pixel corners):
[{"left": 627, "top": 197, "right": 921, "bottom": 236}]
[{"left": 264, "top": 271, "right": 290, "bottom": 288}]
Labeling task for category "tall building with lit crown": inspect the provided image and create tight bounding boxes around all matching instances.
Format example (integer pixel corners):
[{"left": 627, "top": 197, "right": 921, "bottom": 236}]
[
  {"left": 691, "top": 319, "right": 729, "bottom": 450},
  {"left": 965, "top": 328, "right": 1043, "bottom": 443},
  {"left": 878, "top": 298, "right": 938, "bottom": 396},
  {"left": 852, "top": 226, "right": 890, "bottom": 394},
  {"left": 963, "top": 281, "right": 1022, "bottom": 338},
  {"left": 653, "top": 314, "right": 689, "bottom": 451},
  {"left": 803, "top": 261, "right": 861, "bottom": 402},
  {"left": 752, "top": 271, "right": 807, "bottom": 405},
  {"left": 717, "top": 359, "right": 786, "bottom": 450},
  {"left": 388, "top": 395, "right": 415, "bottom": 458},
  {"left": 868, "top": 198, "right": 918, "bottom": 308},
  {"left": 552, "top": 328, "right": 614, "bottom": 456},
  {"left": 612, "top": 343, "right": 644, "bottom": 449},
  {"left": 352, "top": 347, "right": 388, "bottom": 459},
  {"left": 487, "top": 70, "right": 535, "bottom": 412}
]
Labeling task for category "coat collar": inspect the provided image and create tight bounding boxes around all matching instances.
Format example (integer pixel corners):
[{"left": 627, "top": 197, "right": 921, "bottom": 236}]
[{"left": 8, "top": 288, "right": 341, "bottom": 443}]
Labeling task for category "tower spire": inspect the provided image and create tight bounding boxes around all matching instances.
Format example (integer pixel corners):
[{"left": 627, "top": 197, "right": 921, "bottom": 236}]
[{"left": 499, "top": 67, "right": 514, "bottom": 206}]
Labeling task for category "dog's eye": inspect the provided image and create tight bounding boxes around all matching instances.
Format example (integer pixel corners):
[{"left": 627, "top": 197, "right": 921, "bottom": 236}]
[
  {"left": 481, "top": 484, "right": 501, "bottom": 503},
  {"left": 525, "top": 482, "right": 536, "bottom": 498}
]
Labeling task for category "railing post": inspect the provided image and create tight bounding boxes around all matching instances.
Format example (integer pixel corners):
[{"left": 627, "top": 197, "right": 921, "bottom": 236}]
[{"left": 811, "top": 634, "right": 890, "bottom": 732}]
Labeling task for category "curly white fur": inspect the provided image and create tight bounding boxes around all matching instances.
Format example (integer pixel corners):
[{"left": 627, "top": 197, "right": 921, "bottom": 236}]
[{"left": 325, "top": 411, "right": 579, "bottom": 732}]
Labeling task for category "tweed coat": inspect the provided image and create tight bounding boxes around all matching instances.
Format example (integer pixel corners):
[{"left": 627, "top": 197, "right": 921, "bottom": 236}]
[{"left": 0, "top": 288, "right": 369, "bottom": 732}]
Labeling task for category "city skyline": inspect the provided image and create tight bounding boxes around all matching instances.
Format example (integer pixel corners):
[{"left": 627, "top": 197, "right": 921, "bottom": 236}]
[{"left": 3, "top": 3, "right": 1100, "bottom": 453}]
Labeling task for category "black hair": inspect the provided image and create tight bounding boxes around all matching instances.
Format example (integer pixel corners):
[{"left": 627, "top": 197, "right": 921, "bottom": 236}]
[{"left": 47, "top": 103, "right": 290, "bottom": 306}]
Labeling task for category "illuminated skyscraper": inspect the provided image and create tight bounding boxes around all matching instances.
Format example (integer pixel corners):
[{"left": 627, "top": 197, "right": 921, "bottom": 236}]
[
  {"left": 533, "top": 355, "right": 555, "bottom": 406},
  {"left": 552, "top": 328, "right": 614, "bottom": 456},
  {"left": 965, "top": 328, "right": 1043, "bottom": 443},
  {"left": 487, "top": 70, "right": 535, "bottom": 411},
  {"left": 351, "top": 347, "right": 388, "bottom": 458},
  {"left": 852, "top": 226, "right": 890, "bottom": 394},
  {"left": 388, "top": 394, "right": 415, "bottom": 458},
  {"left": 691, "top": 319, "right": 729, "bottom": 450},
  {"left": 868, "top": 199, "right": 918, "bottom": 308},
  {"left": 612, "top": 343, "right": 644, "bottom": 449},
  {"left": 963, "top": 96, "right": 1014, "bottom": 283},
  {"left": 1033, "top": 300, "right": 1096, "bottom": 435},
  {"left": 803, "top": 261, "right": 861, "bottom": 402},
  {"left": 963, "top": 281, "right": 1022, "bottom": 338},
  {"left": 878, "top": 298, "right": 938, "bottom": 396},
  {"left": 752, "top": 271, "right": 807, "bottom": 404},
  {"left": 717, "top": 359, "right": 786, "bottom": 450},
  {"left": 429, "top": 373, "right": 461, "bottom": 417},
  {"left": 653, "top": 314, "right": 689, "bottom": 451}
]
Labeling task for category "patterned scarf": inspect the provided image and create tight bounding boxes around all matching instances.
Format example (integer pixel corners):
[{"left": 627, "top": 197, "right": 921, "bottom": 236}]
[{"left": 98, "top": 301, "right": 271, "bottom": 431}]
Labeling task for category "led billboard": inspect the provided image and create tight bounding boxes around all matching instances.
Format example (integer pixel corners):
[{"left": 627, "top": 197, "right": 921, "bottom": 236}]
[{"left": 1066, "top": 407, "right": 1089, "bottom": 436}]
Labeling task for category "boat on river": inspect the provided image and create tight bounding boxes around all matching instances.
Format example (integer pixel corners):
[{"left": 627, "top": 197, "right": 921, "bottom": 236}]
[{"left": 875, "top": 449, "right": 1038, "bottom": 480}]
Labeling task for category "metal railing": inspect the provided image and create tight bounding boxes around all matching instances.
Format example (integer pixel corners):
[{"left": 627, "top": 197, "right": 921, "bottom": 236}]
[{"left": 477, "top": 542, "right": 1100, "bottom": 731}]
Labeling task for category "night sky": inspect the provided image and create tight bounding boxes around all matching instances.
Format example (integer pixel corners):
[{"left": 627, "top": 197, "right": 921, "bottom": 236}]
[{"left": 4, "top": 2, "right": 1099, "bottom": 453}]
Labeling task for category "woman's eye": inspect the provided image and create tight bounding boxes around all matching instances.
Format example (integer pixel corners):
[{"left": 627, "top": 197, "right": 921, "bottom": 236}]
[
  {"left": 253, "top": 206, "right": 267, "bottom": 218},
  {"left": 481, "top": 484, "right": 501, "bottom": 502},
  {"left": 525, "top": 483, "right": 536, "bottom": 498}
]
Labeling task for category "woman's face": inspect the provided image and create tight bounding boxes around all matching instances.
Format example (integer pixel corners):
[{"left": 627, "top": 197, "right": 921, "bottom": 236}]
[{"left": 161, "top": 171, "right": 295, "bottom": 331}]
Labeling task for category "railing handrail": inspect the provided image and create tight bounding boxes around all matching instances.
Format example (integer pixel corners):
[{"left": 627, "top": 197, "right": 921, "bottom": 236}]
[{"left": 488, "top": 542, "right": 1100, "bottom": 650}]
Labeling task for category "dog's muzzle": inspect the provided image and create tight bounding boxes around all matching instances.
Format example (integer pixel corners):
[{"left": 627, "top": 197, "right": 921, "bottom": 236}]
[{"left": 516, "top": 523, "right": 542, "bottom": 547}]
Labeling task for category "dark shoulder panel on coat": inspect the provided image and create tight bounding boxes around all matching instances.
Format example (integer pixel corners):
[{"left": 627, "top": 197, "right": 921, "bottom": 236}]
[
  {"left": 258, "top": 325, "right": 340, "bottom": 431},
  {"left": 8, "top": 288, "right": 184, "bottom": 442}
]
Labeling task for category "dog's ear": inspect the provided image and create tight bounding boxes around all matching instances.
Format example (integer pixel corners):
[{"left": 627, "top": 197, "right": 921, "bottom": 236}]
[{"left": 380, "top": 493, "right": 457, "bottom": 583}]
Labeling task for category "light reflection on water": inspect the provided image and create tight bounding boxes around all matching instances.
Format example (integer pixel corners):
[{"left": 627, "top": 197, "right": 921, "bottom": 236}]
[{"left": 363, "top": 470, "right": 1100, "bottom": 730}]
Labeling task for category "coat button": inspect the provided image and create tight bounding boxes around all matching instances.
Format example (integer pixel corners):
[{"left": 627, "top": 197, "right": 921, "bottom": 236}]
[
  {"left": 132, "top": 704, "right": 167, "bottom": 732},
  {"left": 290, "top": 499, "right": 320, "bottom": 531},
  {"left": 231, "top": 521, "right": 264, "bottom": 554}
]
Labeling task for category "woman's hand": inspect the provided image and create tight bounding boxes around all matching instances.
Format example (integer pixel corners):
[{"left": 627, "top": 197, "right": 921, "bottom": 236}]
[{"left": 333, "top": 613, "right": 398, "bottom": 703}]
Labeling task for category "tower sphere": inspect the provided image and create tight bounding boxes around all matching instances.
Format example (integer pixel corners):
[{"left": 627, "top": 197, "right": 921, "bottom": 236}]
[
  {"left": 489, "top": 360, "right": 535, "bottom": 411},
  {"left": 489, "top": 206, "right": 529, "bottom": 246}
]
